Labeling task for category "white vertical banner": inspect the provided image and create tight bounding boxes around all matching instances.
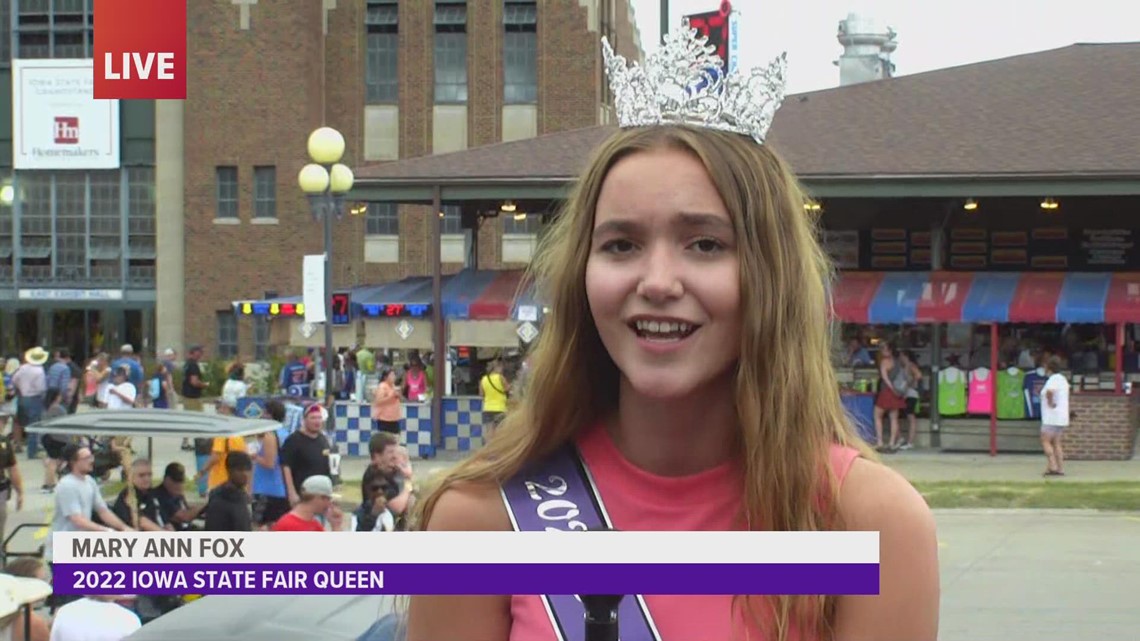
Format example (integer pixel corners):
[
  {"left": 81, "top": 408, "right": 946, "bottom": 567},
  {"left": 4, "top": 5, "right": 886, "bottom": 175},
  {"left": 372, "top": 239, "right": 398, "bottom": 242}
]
[{"left": 302, "top": 255, "right": 327, "bottom": 324}]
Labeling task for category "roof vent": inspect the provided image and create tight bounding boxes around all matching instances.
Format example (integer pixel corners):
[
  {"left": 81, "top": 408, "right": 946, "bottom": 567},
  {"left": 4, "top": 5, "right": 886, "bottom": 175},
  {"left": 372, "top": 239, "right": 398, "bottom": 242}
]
[{"left": 834, "top": 12, "right": 898, "bottom": 86}]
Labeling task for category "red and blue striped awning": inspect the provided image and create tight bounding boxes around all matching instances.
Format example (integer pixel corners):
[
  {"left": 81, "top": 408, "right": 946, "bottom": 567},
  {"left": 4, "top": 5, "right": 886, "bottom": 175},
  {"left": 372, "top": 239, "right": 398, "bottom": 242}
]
[
  {"left": 352, "top": 269, "right": 540, "bottom": 321},
  {"left": 833, "top": 272, "right": 1140, "bottom": 324}
]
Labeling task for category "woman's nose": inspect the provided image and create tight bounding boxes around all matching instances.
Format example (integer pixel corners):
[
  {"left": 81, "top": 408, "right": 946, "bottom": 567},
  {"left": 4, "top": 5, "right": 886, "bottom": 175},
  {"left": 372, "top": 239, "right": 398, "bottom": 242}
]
[{"left": 636, "top": 246, "right": 683, "bottom": 301}]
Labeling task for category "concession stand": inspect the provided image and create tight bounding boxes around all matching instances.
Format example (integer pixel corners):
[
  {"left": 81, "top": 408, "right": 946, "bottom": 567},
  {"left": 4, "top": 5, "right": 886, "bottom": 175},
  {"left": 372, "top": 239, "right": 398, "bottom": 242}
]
[{"left": 233, "top": 269, "right": 543, "bottom": 459}]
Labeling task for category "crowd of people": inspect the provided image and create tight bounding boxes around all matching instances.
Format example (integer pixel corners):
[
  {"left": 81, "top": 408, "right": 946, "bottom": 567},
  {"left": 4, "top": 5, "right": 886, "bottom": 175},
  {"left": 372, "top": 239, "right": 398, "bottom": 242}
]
[{"left": 0, "top": 341, "right": 421, "bottom": 640}]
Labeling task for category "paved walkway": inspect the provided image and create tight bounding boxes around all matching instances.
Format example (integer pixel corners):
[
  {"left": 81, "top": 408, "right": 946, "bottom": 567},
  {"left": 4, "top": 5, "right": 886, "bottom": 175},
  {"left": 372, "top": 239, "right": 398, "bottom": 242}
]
[{"left": 880, "top": 449, "right": 1140, "bottom": 482}]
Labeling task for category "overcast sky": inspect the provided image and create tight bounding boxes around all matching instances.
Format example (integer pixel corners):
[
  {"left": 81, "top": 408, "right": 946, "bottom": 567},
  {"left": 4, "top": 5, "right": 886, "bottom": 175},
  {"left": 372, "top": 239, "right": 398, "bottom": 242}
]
[{"left": 630, "top": 0, "right": 1140, "bottom": 94}]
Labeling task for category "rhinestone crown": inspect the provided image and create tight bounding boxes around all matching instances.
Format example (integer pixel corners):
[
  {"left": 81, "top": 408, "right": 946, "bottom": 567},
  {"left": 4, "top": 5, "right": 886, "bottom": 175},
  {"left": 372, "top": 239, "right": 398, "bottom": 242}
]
[{"left": 601, "top": 20, "right": 788, "bottom": 145}]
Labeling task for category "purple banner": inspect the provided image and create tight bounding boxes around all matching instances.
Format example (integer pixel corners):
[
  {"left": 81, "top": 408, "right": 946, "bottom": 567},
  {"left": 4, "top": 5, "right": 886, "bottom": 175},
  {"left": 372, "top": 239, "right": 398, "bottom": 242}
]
[
  {"left": 51, "top": 563, "right": 879, "bottom": 596},
  {"left": 501, "top": 445, "right": 662, "bottom": 641}
]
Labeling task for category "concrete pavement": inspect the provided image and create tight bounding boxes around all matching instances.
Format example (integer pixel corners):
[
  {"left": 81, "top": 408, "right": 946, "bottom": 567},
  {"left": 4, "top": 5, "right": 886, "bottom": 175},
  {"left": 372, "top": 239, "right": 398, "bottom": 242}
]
[
  {"left": 937, "top": 509, "right": 1140, "bottom": 640},
  {"left": 4, "top": 437, "right": 1139, "bottom": 639}
]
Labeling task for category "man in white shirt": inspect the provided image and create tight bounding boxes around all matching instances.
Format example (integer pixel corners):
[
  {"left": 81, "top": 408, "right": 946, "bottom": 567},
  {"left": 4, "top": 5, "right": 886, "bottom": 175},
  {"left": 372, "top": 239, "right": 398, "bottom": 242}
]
[
  {"left": 1040, "top": 355, "right": 1071, "bottom": 477},
  {"left": 47, "top": 444, "right": 135, "bottom": 612},
  {"left": 49, "top": 595, "right": 141, "bottom": 641},
  {"left": 104, "top": 366, "right": 136, "bottom": 410}
]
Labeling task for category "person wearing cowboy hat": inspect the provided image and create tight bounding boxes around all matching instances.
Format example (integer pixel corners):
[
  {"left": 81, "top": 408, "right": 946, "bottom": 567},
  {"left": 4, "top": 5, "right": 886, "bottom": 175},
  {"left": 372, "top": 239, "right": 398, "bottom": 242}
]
[{"left": 10, "top": 347, "right": 48, "bottom": 462}]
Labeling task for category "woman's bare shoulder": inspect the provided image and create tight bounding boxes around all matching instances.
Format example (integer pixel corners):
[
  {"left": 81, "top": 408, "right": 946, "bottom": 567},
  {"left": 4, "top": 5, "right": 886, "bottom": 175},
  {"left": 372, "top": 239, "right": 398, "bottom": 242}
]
[
  {"left": 409, "top": 480, "right": 515, "bottom": 641},
  {"left": 833, "top": 457, "right": 940, "bottom": 641},
  {"left": 837, "top": 456, "right": 934, "bottom": 532},
  {"left": 424, "top": 479, "right": 513, "bottom": 532}
]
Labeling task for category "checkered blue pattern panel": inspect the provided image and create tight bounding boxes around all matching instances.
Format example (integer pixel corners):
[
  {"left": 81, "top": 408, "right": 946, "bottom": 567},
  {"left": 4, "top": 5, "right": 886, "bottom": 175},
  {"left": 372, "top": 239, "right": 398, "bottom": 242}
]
[
  {"left": 440, "top": 397, "right": 485, "bottom": 453},
  {"left": 331, "top": 402, "right": 436, "bottom": 460}
]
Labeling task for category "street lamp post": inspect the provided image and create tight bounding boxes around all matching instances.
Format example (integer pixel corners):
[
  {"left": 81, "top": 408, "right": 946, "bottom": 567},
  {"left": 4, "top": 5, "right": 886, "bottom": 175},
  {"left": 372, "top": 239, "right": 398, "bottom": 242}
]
[{"left": 298, "top": 126, "right": 354, "bottom": 437}]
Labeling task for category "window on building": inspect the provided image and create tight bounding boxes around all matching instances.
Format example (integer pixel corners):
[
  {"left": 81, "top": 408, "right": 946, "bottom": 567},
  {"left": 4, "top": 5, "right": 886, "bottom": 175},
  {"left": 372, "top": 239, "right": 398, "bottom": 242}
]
[
  {"left": 0, "top": 0, "right": 12, "bottom": 65},
  {"left": 89, "top": 170, "right": 122, "bottom": 285},
  {"left": 365, "top": 0, "right": 398, "bottom": 104},
  {"left": 17, "top": 173, "right": 53, "bottom": 284},
  {"left": 503, "top": 212, "right": 543, "bottom": 235},
  {"left": 253, "top": 316, "right": 270, "bottom": 361},
  {"left": 15, "top": 0, "right": 94, "bottom": 59},
  {"left": 599, "top": 0, "right": 616, "bottom": 106},
  {"left": 53, "top": 172, "right": 86, "bottom": 284},
  {"left": 216, "top": 166, "right": 238, "bottom": 219},
  {"left": 0, "top": 170, "right": 11, "bottom": 281},
  {"left": 217, "top": 311, "right": 238, "bottom": 359},
  {"left": 254, "top": 166, "right": 276, "bottom": 219},
  {"left": 434, "top": 2, "right": 468, "bottom": 104},
  {"left": 127, "top": 167, "right": 157, "bottom": 288},
  {"left": 503, "top": 0, "right": 537, "bottom": 104},
  {"left": 441, "top": 205, "right": 463, "bottom": 235},
  {"left": 366, "top": 203, "right": 399, "bottom": 236}
]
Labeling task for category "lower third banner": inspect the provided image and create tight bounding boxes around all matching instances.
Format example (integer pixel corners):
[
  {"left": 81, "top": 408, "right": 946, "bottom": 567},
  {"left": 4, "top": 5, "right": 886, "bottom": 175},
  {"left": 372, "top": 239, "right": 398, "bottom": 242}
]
[{"left": 50, "top": 563, "right": 879, "bottom": 596}]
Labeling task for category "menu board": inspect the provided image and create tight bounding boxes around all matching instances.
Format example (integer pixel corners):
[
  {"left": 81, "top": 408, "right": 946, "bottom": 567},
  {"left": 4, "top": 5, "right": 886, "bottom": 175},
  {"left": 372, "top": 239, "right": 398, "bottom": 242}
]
[
  {"left": 821, "top": 230, "right": 860, "bottom": 269},
  {"left": 948, "top": 228, "right": 988, "bottom": 270},
  {"left": 1079, "top": 229, "right": 1135, "bottom": 268},
  {"left": 869, "top": 228, "right": 908, "bottom": 269}
]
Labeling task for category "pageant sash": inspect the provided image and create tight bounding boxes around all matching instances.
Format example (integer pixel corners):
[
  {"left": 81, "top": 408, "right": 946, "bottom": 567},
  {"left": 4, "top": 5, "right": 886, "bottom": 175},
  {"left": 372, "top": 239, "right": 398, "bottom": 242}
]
[{"left": 500, "top": 445, "right": 662, "bottom": 641}]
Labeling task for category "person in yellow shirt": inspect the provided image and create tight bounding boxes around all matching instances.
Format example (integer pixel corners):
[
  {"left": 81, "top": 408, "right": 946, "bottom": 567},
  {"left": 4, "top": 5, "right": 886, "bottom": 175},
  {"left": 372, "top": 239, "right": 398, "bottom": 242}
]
[
  {"left": 193, "top": 401, "right": 250, "bottom": 491},
  {"left": 479, "top": 361, "right": 510, "bottom": 442}
]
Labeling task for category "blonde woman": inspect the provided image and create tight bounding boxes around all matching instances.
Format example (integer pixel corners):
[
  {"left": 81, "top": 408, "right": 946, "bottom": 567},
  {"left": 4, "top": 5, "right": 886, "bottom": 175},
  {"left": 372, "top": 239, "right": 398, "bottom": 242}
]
[{"left": 406, "top": 29, "right": 939, "bottom": 641}]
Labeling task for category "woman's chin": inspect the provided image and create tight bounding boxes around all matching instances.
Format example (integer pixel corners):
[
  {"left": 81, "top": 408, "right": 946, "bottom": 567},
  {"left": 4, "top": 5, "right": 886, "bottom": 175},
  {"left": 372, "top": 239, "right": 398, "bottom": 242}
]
[{"left": 620, "top": 371, "right": 705, "bottom": 401}]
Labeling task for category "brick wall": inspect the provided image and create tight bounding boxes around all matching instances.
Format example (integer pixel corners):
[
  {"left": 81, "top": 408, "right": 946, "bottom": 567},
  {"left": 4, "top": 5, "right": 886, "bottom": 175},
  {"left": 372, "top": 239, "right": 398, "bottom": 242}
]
[
  {"left": 184, "top": 0, "right": 641, "bottom": 355},
  {"left": 184, "top": 0, "right": 330, "bottom": 354},
  {"left": 1064, "top": 394, "right": 1138, "bottom": 460}
]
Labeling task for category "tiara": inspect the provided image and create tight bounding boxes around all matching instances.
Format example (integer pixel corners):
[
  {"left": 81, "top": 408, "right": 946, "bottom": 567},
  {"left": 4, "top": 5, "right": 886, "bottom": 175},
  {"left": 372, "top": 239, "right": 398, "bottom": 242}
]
[{"left": 601, "top": 20, "right": 788, "bottom": 145}]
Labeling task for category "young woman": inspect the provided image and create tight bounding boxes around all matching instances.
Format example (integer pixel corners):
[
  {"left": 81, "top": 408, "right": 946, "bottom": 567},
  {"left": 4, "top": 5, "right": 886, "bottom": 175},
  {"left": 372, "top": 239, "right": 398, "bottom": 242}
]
[
  {"left": 874, "top": 342, "right": 908, "bottom": 452},
  {"left": 406, "top": 39, "right": 939, "bottom": 641}
]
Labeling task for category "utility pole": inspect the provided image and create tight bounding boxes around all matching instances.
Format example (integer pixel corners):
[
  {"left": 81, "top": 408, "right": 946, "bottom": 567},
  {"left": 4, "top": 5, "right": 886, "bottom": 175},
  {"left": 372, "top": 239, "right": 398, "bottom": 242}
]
[{"left": 660, "top": 0, "right": 669, "bottom": 43}]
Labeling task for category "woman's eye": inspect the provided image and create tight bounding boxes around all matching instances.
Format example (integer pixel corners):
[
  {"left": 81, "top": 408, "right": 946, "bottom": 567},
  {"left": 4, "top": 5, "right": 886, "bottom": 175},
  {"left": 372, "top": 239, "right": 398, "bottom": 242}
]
[
  {"left": 600, "top": 239, "right": 636, "bottom": 254},
  {"left": 691, "top": 238, "right": 724, "bottom": 253}
]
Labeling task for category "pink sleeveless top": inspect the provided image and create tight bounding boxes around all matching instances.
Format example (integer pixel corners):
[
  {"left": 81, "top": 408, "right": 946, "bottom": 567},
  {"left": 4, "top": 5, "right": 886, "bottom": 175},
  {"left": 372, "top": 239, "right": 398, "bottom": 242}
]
[
  {"left": 967, "top": 368, "right": 993, "bottom": 414},
  {"left": 508, "top": 423, "right": 862, "bottom": 641}
]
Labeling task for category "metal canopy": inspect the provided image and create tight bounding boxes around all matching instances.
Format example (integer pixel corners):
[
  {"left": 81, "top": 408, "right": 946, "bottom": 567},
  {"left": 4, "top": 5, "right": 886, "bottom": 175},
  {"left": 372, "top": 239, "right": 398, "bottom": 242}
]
[{"left": 23, "top": 410, "right": 282, "bottom": 439}]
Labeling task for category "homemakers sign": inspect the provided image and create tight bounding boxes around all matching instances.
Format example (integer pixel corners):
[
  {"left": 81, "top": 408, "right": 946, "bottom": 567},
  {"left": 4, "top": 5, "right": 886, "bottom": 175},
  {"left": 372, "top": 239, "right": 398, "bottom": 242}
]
[{"left": 12, "top": 59, "right": 120, "bottom": 170}]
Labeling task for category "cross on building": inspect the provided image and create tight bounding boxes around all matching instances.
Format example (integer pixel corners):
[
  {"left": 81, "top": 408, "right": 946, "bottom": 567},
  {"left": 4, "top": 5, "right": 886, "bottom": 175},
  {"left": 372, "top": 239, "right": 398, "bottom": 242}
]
[{"left": 232, "top": 0, "right": 257, "bottom": 31}]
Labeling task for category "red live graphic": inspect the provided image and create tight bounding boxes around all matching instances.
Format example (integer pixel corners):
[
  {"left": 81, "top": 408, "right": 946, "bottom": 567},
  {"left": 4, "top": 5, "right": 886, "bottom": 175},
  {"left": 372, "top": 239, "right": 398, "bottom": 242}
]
[
  {"left": 54, "top": 117, "right": 80, "bottom": 145},
  {"left": 93, "top": 0, "right": 187, "bottom": 100}
]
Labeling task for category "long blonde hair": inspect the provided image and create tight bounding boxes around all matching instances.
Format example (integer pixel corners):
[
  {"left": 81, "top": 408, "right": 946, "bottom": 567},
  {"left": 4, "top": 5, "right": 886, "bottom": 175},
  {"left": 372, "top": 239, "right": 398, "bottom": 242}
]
[{"left": 415, "top": 125, "right": 874, "bottom": 640}]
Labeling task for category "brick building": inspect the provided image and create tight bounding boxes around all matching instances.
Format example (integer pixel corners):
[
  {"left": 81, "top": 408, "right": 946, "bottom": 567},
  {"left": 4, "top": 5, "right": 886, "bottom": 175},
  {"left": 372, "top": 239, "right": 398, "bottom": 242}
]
[{"left": 162, "top": 0, "right": 643, "bottom": 360}]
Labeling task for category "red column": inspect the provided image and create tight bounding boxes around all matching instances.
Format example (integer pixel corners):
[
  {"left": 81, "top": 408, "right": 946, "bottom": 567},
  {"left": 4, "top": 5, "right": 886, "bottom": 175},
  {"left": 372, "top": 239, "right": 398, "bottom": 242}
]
[
  {"left": 1116, "top": 323, "right": 1125, "bottom": 394},
  {"left": 990, "top": 322, "right": 999, "bottom": 457}
]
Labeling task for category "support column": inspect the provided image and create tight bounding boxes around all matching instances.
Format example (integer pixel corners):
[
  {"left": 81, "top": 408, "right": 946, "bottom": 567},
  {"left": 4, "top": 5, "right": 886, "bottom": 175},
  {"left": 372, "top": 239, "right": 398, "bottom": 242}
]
[
  {"left": 155, "top": 100, "right": 186, "bottom": 355},
  {"left": 928, "top": 225, "right": 944, "bottom": 448},
  {"left": 431, "top": 187, "right": 445, "bottom": 454},
  {"left": 1115, "top": 323, "right": 1125, "bottom": 394},
  {"left": 989, "top": 322, "right": 999, "bottom": 457}
]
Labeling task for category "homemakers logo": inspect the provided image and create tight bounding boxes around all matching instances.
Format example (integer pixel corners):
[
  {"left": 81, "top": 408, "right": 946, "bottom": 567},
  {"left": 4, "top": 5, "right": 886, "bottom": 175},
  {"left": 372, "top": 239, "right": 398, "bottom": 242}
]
[
  {"left": 93, "top": 0, "right": 187, "bottom": 100},
  {"left": 54, "top": 117, "right": 80, "bottom": 144},
  {"left": 36, "top": 114, "right": 98, "bottom": 160}
]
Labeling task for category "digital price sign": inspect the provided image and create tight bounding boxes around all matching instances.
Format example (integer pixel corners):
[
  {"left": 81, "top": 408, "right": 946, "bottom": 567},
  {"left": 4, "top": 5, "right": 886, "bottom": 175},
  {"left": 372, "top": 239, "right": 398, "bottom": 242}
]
[
  {"left": 361, "top": 303, "right": 431, "bottom": 318},
  {"left": 330, "top": 292, "right": 351, "bottom": 326}
]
